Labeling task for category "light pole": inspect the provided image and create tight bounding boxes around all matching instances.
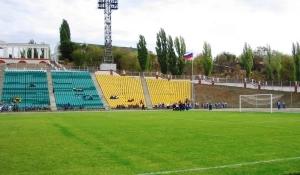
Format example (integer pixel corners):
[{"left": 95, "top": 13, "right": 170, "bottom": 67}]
[{"left": 98, "top": 0, "right": 118, "bottom": 64}]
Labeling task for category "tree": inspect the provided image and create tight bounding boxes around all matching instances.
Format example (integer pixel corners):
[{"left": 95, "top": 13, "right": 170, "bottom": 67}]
[
  {"left": 281, "top": 54, "right": 295, "bottom": 81},
  {"left": 167, "top": 35, "right": 178, "bottom": 75},
  {"left": 214, "top": 52, "right": 237, "bottom": 74},
  {"left": 155, "top": 28, "right": 168, "bottom": 74},
  {"left": 292, "top": 42, "right": 300, "bottom": 81},
  {"left": 27, "top": 39, "right": 38, "bottom": 58},
  {"left": 266, "top": 45, "right": 274, "bottom": 81},
  {"left": 253, "top": 46, "right": 267, "bottom": 72},
  {"left": 146, "top": 54, "right": 153, "bottom": 71},
  {"left": 40, "top": 42, "right": 45, "bottom": 58},
  {"left": 174, "top": 36, "right": 186, "bottom": 58},
  {"left": 148, "top": 52, "right": 157, "bottom": 71},
  {"left": 117, "top": 50, "right": 140, "bottom": 72},
  {"left": 72, "top": 50, "right": 85, "bottom": 66},
  {"left": 137, "top": 35, "right": 148, "bottom": 71},
  {"left": 194, "top": 54, "right": 204, "bottom": 74},
  {"left": 85, "top": 45, "right": 103, "bottom": 67},
  {"left": 60, "top": 19, "right": 71, "bottom": 41},
  {"left": 241, "top": 43, "right": 253, "bottom": 78},
  {"left": 112, "top": 47, "right": 140, "bottom": 71},
  {"left": 202, "top": 42, "right": 213, "bottom": 76},
  {"left": 59, "top": 19, "right": 74, "bottom": 62},
  {"left": 20, "top": 49, "right": 25, "bottom": 58},
  {"left": 274, "top": 52, "right": 282, "bottom": 82},
  {"left": 174, "top": 36, "right": 186, "bottom": 75},
  {"left": 128, "top": 52, "right": 140, "bottom": 72}
]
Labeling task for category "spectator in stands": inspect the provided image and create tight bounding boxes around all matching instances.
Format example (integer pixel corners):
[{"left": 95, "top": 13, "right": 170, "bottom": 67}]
[
  {"left": 127, "top": 98, "right": 134, "bottom": 102},
  {"left": 166, "top": 104, "right": 170, "bottom": 109},
  {"left": 172, "top": 103, "right": 176, "bottom": 111},
  {"left": 110, "top": 95, "right": 119, "bottom": 99},
  {"left": 179, "top": 102, "right": 184, "bottom": 111},
  {"left": 28, "top": 83, "right": 36, "bottom": 87},
  {"left": 73, "top": 88, "right": 84, "bottom": 92},
  {"left": 141, "top": 103, "right": 145, "bottom": 110},
  {"left": 185, "top": 96, "right": 189, "bottom": 103}
]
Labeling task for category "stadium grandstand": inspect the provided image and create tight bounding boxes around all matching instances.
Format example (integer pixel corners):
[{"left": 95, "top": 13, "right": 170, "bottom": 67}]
[{"left": 1, "top": 41, "right": 300, "bottom": 112}]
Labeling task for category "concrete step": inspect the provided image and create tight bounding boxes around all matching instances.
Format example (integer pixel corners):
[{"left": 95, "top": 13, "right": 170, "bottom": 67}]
[
  {"left": 141, "top": 77, "right": 153, "bottom": 109},
  {"left": 90, "top": 72, "right": 110, "bottom": 110},
  {"left": 46, "top": 70, "right": 57, "bottom": 111}
]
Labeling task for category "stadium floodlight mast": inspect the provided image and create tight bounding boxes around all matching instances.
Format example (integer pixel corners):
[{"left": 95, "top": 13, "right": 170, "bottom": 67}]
[{"left": 98, "top": 0, "right": 118, "bottom": 64}]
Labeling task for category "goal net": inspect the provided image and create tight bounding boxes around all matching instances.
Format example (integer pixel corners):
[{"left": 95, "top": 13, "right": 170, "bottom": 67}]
[{"left": 239, "top": 94, "right": 284, "bottom": 113}]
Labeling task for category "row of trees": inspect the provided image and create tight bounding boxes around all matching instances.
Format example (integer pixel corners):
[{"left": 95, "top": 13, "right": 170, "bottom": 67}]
[
  {"left": 58, "top": 19, "right": 300, "bottom": 81},
  {"left": 59, "top": 19, "right": 154, "bottom": 72},
  {"left": 206, "top": 43, "right": 300, "bottom": 81},
  {"left": 155, "top": 28, "right": 186, "bottom": 75},
  {"left": 237, "top": 43, "right": 300, "bottom": 81}
]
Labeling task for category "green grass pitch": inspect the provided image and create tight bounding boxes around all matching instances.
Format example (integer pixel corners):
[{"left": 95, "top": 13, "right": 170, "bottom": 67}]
[{"left": 1, "top": 110, "right": 300, "bottom": 175}]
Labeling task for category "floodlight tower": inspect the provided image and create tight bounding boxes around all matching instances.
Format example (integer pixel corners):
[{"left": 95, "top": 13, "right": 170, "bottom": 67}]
[{"left": 98, "top": 0, "right": 118, "bottom": 64}]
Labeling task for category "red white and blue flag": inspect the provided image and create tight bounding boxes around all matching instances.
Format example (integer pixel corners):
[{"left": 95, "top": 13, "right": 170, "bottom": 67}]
[{"left": 183, "top": 52, "right": 193, "bottom": 60}]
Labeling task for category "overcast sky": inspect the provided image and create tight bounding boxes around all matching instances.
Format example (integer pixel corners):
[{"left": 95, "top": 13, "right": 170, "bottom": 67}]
[{"left": 1, "top": 0, "right": 300, "bottom": 57}]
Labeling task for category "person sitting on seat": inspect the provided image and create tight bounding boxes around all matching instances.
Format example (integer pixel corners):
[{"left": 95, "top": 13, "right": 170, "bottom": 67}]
[
  {"left": 110, "top": 95, "right": 119, "bottom": 99},
  {"left": 28, "top": 83, "right": 36, "bottom": 87},
  {"left": 127, "top": 98, "right": 134, "bottom": 102},
  {"left": 73, "top": 88, "right": 84, "bottom": 92}
]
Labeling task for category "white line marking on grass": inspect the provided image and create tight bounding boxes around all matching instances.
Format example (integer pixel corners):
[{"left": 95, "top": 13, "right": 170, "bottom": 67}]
[{"left": 137, "top": 156, "right": 300, "bottom": 175}]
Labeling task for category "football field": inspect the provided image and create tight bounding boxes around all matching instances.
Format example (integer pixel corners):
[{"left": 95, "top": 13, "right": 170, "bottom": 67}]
[{"left": 0, "top": 110, "right": 300, "bottom": 175}]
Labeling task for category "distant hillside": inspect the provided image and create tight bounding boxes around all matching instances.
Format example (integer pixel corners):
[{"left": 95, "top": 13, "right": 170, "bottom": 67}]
[{"left": 195, "top": 84, "right": 300, "bottom": 108}]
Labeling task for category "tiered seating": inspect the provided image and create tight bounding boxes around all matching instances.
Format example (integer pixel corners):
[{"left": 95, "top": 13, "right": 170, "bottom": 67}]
[
  {"left": 1, "top": 70, "right": 50, "bottom": 109},
  {"left": 146, "top": 79, "right": 191, "bottom": 107},
  {"left": 95, "top": 74, "right": 146, "bottom": 109},
  {"left": 51, "top": 71, "right": 104, "bottom": 109}
]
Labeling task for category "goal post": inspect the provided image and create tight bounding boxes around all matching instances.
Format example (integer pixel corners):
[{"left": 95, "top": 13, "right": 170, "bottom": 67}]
[{"left": 239, "top": 94, "right": 284, "bottom": 113}]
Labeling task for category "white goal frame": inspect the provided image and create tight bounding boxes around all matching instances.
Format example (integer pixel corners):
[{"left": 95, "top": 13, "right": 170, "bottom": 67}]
[{"left": 239, "top": 94, "right": 273, "bottom": 113}]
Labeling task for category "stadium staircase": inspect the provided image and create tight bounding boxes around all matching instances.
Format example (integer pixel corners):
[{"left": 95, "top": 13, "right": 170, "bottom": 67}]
[
  {"left": 90, "top": 73, "right": 110, "bottom": 110},
  {"left": 46, "top": 70, "right": 57, "bottom": 110},
  {"left": 141, "top": 77, "right": 153, "bottom": 109}
]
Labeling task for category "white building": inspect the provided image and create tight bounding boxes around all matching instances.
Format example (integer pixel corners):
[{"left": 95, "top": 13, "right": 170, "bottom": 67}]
[{"left": 0, "top": 40, "right": 50, "bottom": 64}]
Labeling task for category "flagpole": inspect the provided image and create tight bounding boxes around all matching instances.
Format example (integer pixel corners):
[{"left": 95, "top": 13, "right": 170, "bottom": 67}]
[
  {"left": 192, "top": 55, "right": 194, "bottom": 109},
  {"left": 184, "top": 52, "right": 194, "bottom": 108}
]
